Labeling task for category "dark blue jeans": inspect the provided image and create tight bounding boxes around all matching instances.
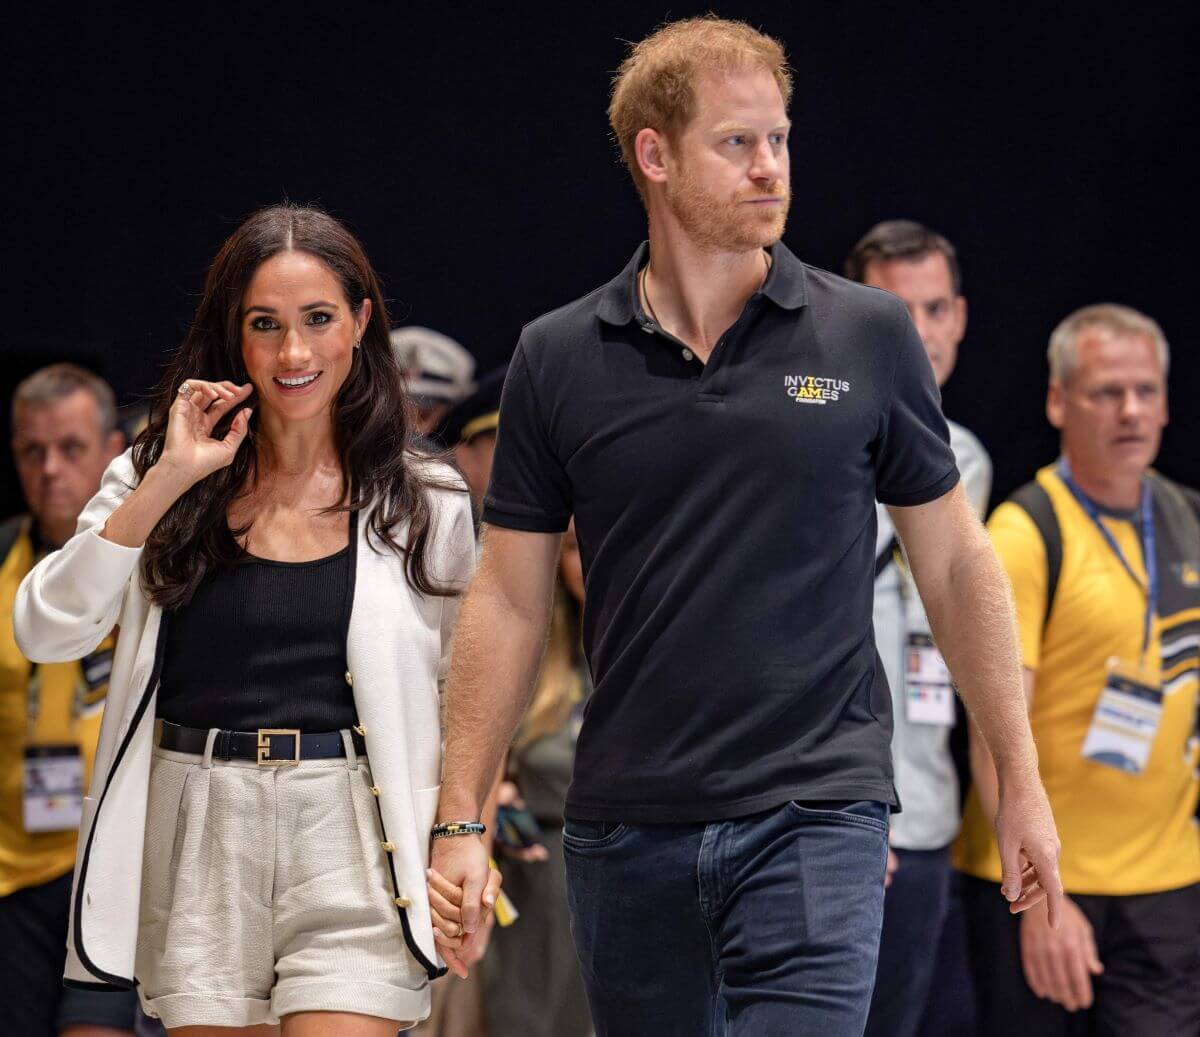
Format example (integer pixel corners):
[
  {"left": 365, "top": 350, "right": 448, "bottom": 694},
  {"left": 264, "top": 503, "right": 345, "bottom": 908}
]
[{"left": 563, "top": 800, "right": 889, "bottom": 1036}]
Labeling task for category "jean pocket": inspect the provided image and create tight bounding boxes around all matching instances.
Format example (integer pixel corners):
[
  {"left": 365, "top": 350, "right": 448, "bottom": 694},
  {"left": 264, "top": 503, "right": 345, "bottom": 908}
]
[
  {"left": 788, "top": 799, "right": 890, "bottom": 833},
  {"left": 562, "top": 818, "right": 628, "bottom": 848}
]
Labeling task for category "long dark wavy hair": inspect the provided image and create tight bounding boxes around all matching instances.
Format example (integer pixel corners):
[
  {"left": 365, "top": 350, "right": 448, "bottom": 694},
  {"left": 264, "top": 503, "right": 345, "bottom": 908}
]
[{"left": 133, "top": 203, "right": 462, "bottom": 609}]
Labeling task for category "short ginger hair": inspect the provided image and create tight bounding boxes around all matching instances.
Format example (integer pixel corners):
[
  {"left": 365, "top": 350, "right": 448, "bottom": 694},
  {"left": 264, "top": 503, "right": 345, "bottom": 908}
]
[{"left": 608, "top": 16, "right": 793, "bottom": 200}]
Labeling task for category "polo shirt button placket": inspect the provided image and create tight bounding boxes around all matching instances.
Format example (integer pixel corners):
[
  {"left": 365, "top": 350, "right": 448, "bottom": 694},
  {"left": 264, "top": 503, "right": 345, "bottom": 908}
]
[{"left": 682, "top": 348, "right": 694, "bottom": 362}]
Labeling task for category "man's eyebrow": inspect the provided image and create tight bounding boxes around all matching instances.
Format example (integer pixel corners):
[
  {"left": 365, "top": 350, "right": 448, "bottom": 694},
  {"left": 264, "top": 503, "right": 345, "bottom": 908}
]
[{"left": 710, "top": 119, "right": 792, "bottom": 136}]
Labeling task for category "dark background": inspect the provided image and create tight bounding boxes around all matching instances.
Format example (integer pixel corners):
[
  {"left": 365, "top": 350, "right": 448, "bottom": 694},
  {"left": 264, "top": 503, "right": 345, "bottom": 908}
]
[{"left": 6, "top": 3, "right": 1198, "bottom": 516}]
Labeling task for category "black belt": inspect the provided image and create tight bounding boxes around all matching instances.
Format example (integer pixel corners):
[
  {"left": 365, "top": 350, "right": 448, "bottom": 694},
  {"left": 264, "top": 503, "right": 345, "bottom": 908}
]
[{"left": 157, "top": 720, "right": 367, "bottom": 765}]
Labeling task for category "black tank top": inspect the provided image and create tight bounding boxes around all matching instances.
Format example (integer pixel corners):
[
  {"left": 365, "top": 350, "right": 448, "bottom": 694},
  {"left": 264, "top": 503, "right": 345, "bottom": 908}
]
[{"left": 157, "top": 517, "right": 356, "bottom": 732}]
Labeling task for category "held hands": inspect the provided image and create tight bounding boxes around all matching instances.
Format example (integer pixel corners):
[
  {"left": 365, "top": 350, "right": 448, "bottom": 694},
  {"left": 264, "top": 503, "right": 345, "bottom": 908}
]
[
  {"left": 161, "top": 380, "right": 254, "bottom": 486},
  {"left": 427, "top": 835, "right": 502, "bottom": 979},
  {"left": 993, "top": 772, "right": 1064, "bottom": 924},
  {"left": 1020, "top": 896, "right": 1104, "bottom": 1012}
]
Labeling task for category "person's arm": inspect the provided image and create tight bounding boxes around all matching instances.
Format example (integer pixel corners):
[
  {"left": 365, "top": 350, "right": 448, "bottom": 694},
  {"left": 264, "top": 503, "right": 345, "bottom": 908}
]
[
  {"left": 888, "top": 482, "right": 1064, "bottom": 924},
  {"left": 14, "top": 453, "right": 144, "bottom": 663},
  {"left": 15, "top": 379, "right": 250, "bottom": 662},
  {"left": 969, "top": 667, "right": 1035, "bottom": 823},
  {"left": 430, "top": 523, "right": 561, "bottom": 965}
]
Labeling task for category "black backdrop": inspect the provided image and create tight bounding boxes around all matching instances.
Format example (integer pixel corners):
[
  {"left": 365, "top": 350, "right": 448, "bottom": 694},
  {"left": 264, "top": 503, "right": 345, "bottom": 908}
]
[{"left": 6, "top": 4, "right": 1198, "bottom": 517}]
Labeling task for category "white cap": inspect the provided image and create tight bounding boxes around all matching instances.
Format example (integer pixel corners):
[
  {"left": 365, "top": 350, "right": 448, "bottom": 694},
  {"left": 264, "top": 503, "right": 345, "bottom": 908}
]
[{"left": 389, "top": 326, "right": 476, "bottom": 406}]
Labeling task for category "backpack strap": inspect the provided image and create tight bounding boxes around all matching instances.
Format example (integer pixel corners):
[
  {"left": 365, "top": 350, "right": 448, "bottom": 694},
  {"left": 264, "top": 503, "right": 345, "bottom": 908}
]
[
  {"left": 1007, "top": 482, "right": 1062, "bottom": 633},
  {"left": 1146, "top": 472, "right": 1200, "bottom": 550},
  {"left": 0, "top": 514, "right": 28, "bottom": 567},
  {"left": 1174, "top": 482, "right": 1200, "bottom": 529}
]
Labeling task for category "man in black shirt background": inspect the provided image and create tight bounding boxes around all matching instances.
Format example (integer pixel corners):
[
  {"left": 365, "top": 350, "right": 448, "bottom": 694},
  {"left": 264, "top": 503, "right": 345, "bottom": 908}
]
[{"left": 430, "top": 17, "right": 1062, "bottom": 1034}]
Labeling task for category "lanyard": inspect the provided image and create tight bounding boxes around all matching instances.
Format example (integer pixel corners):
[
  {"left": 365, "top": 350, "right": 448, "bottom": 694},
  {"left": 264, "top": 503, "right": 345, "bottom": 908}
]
[{"left": 1057, "top": 459, "right": 1157, "bottom": 660}]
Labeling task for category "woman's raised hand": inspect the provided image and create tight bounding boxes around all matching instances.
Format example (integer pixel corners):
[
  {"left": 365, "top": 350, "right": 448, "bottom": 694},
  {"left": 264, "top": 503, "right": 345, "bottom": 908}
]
[
  {"left": 161, "top": 380, "right": 254, "bottom": 485},
  {"left": 99, "top": 380, "right": 254, "bottom": 549}
]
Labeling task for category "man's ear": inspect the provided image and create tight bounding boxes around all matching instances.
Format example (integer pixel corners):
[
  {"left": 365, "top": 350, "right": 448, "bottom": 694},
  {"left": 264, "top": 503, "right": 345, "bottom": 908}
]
[
  {"left": 105, "top": 429, "right": 125, "bottom": 461},
  {"left": 635, "top": 128, "right": 671, "bottom": 187},
  {"left": 1046, "top": 381, "right": 1065, "bottom": 431}
]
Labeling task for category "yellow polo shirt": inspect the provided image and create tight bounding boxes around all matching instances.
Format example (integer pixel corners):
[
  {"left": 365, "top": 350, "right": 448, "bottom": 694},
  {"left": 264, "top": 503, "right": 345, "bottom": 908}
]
[
  {"left": 955, "top": 467, "right": 1200, "bottom": 895},
  {"left": 0, "top": 521, "right": 111, "bottom": 897}
]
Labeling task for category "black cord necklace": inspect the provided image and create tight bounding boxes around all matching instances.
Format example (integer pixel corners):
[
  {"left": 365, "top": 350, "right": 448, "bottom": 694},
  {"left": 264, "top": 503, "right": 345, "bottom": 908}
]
[{"left": 639, "top": 250, "right": 771, "bottom": 330}]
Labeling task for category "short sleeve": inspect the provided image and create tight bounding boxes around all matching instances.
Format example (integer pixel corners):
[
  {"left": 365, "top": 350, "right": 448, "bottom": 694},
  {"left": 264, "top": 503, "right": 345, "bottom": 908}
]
[
  {"left": 873, "top": 299, "right": 960, "bottom": 507},
  {"left": 987, "top": 501, "right": 1047, "bottom": 671},
  {"left": 481, "top": 339, "right": 572, "bottom": 533}
]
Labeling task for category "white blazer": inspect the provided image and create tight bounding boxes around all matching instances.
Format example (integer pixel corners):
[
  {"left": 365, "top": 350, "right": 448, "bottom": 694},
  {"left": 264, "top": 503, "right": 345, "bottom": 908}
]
[{"left": 13, "top": 449, "right": 475, "bottom": 990}]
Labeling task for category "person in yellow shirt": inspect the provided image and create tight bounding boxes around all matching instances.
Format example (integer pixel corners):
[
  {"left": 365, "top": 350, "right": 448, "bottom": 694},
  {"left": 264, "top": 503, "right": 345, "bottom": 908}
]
[
  {"left": 0, "top": 364, "right": 136, "bottom": 1036},
  {"left": 955, "top": 304, "right": 1200, "bottom": 1035}
]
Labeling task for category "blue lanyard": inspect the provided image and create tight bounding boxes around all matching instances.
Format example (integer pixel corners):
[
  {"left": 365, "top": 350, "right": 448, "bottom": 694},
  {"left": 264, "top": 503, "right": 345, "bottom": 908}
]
[{"left": 1057, "top": 459, "right": 1157, "bottom": 660}]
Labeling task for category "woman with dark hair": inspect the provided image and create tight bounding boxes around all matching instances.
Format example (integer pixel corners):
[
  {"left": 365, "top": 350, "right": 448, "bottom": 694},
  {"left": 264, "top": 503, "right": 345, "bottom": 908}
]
[{"left": 14, "top": 204, "right": 497, "bottom": 1035}]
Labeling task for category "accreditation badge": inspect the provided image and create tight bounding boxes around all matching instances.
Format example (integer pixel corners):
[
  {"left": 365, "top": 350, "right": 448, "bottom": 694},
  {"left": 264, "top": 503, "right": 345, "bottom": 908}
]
[
  {"left": 22, "top": 744, "right": 84, "bottom": 833},
  {"left": 1080, "top": 659, "right": 1163, "bottom": 775},
  {"left": 904, "top": 632, "right": 956, "bottom": 726}
]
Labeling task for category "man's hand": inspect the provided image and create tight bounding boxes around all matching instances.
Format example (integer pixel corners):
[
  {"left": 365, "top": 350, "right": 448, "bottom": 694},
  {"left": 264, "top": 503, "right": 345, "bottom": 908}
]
[
  {"left": 427, "top": 836, "right": 500, "bottom": 979},
  {"left": 994, "top": 772, "right": 1063, "bottom": 924},
  {"left": 462, "top": 909, "right": 496, "bottom": 967},
  {"left": 1020, "top": 897, "right": 1103, "bottom": 1011},
  {"left": 885, "top": 847, "right": 899, "bottom": 888}
]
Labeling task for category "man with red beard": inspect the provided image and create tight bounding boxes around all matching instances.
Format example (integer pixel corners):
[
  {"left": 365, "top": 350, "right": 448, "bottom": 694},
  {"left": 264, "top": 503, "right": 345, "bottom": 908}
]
[{"left": 429, "top": 17, "right": 1062, "bottom": 1034}]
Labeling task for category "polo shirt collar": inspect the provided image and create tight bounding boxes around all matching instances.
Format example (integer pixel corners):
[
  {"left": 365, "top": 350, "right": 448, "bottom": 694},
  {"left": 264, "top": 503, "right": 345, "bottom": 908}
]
[
  {"left": 761, "top": 241, "right": 808, "bottom": 310},
  {"left": 595, "top": 241, "right": 808, "bottom": 327},
  {"left": 594, "top": 243, "right": 647, "bottom": 326}
]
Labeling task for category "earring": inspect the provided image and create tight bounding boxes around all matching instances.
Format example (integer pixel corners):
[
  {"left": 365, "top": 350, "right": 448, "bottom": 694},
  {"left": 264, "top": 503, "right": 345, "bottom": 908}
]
[{"left": 354, "top": 339, "right": 362, "bottom": 350}]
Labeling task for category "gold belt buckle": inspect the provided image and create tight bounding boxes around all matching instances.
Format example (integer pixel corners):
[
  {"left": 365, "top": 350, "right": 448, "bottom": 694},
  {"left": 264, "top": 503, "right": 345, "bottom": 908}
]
[{"left": 257, "top": 728, "right": 301, "bottom": 766}]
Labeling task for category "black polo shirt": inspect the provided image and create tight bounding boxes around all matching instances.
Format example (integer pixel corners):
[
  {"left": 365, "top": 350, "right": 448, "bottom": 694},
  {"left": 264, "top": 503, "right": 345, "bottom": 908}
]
[{"left": 483, "top": 242, "right": 959, "bottom": 823}]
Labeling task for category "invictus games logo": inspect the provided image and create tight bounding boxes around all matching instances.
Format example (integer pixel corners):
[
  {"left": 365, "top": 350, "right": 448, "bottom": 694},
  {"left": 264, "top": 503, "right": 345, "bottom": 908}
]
[{"left": 785, "top": 373, "right": 851, "bottom": 405}]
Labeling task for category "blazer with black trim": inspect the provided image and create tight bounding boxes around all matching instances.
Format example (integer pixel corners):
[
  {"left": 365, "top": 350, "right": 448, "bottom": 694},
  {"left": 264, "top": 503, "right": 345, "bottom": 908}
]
[{"left": 13, "top": 449, "right": 475, "bottom": 993}]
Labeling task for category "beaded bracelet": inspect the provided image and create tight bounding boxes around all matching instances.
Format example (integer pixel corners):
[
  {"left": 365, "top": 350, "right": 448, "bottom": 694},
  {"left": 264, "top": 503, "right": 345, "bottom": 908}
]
[{"left": 431, "top": 821, "right": 487, "bottom": 840}]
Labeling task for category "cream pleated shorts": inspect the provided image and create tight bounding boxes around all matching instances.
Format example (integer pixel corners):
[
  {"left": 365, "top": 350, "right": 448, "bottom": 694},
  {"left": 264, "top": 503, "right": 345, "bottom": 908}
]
[{"left": 135, "top": 732, "right": 430, "bottom": 1030}]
